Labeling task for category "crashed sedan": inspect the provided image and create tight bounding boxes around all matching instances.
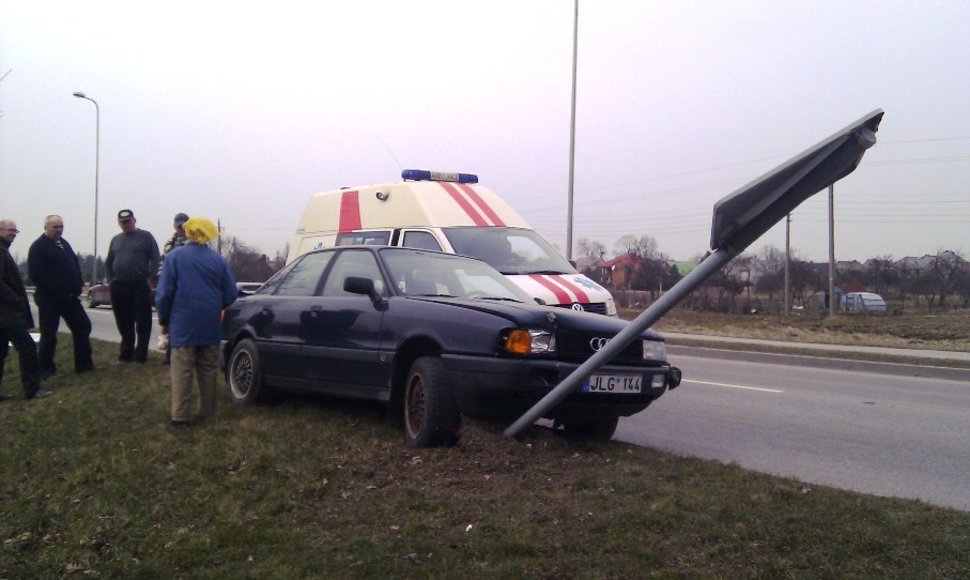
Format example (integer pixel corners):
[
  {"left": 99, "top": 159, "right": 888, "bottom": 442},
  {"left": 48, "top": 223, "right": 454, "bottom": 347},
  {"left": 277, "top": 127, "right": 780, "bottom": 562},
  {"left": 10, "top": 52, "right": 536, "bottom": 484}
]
[{"left": 221, "top": 246, "right": 681, "bottom": 447}]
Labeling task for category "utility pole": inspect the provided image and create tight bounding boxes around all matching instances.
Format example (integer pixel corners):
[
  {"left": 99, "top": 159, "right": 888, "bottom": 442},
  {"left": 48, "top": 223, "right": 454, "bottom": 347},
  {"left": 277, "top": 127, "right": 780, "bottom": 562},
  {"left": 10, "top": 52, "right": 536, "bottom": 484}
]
[
  {"left": 828, "top": 184, "right": 837, "bottom": 316},
  {"left": 565, "top": 0, "right": 579, "bottom": 261},
  {"left": 217, "top": 219, "right": 223, "bottom": 255},
  {"left": 784, "top": 213, "right": 791, "bottom": 316}
]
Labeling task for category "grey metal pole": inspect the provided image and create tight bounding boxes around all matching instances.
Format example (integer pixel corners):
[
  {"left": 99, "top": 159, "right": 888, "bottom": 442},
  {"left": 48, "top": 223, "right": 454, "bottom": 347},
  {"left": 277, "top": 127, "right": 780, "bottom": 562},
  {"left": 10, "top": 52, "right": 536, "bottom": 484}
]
[
  {"left": 828, "top": 184, "right": 836, "bottom": 317},
  {"left": 784, "top": 213, "right": 791, "bottom": 316},
  {"left": 73, "top": 92, "right": 99, "bottom": 285},
  {"left": 565, "top": 0, "right": 578, "bottom": 261},
  {"left": 504, "top": 248, "right": 734, "bottom": 439}
]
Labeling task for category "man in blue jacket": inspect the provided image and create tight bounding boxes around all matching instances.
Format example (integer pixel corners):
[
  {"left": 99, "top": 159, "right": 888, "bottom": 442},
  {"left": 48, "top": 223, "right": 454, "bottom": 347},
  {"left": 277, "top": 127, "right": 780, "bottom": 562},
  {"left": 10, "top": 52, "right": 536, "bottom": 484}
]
[
  {"left": 155, "top": 217, "right": 237, "bottom": 427},
  {"left": 27, "top": 215, "right": 95, "bottom": 378}
]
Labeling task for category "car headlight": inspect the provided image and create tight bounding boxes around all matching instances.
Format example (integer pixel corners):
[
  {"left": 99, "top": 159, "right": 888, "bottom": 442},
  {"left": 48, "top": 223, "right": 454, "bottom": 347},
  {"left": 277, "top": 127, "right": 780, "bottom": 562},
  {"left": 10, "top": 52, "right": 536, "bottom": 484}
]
[
  {"left": 505, "top": 329, "right": 556, "bottom": 355},
  {"left": 642, "top": 340, "right": 666, "bottom": 362},
  {"left": 605, "top": 297, "right": 617, "bottom": 317}
]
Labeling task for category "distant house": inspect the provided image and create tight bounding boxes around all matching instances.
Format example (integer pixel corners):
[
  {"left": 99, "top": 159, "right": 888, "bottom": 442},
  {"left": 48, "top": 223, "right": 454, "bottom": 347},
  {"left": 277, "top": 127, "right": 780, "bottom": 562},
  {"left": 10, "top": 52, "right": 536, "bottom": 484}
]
[{"left": 601, "top": 254, "right": 641, "bottom": 289}]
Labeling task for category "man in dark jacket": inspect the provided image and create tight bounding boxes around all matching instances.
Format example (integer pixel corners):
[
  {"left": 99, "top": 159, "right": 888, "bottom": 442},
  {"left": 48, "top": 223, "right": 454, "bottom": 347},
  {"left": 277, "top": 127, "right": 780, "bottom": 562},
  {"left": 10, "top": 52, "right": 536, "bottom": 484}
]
[
  {"left": 27, "top": 215, "right": 95, "bottom": 378},
  {"left": 105, "top": 209, "right": 160, "bottom": 363},
  {"left": 0, "top": 218, "right": 53, "bottom": 400}
]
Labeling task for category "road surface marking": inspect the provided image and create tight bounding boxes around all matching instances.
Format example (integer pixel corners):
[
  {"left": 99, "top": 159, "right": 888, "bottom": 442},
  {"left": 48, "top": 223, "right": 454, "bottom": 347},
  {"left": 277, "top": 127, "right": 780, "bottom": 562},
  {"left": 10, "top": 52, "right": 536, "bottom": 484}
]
[{"left": 683, "top": 379, "right": 783, "bottom": 393}]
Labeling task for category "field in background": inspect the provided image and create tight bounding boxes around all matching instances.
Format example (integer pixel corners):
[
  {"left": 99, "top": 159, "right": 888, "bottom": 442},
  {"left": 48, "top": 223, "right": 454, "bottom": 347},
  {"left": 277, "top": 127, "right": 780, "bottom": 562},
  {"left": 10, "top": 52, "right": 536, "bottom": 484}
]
[{"left": 637, "top": 308, "right": 970, "bottom": 353}]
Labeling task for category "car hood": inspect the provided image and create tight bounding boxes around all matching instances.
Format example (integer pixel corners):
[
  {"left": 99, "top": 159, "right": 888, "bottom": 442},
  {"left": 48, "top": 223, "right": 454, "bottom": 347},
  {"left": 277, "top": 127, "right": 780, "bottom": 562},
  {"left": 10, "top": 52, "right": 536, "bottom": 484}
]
[{"left": 405, "top": 296, "right": 664, "bottom": 341}]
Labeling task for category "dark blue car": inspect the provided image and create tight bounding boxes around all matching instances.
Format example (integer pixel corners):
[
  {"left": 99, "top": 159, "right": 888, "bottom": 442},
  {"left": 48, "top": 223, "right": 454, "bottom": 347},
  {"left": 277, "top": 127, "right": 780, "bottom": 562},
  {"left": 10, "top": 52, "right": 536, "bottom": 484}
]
[{"left": 221, "top": 246, "right": 680, "bottom": 447}]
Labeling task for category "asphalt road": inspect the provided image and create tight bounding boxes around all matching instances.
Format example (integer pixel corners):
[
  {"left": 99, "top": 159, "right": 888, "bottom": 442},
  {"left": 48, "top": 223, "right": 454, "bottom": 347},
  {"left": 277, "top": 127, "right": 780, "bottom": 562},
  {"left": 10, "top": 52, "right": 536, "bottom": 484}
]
[
  {"left": 41, "top": 302, "right": 970, "bottom": 512},
  {"left": 617, "top": 353, "right": 970, "bottom": 512}
]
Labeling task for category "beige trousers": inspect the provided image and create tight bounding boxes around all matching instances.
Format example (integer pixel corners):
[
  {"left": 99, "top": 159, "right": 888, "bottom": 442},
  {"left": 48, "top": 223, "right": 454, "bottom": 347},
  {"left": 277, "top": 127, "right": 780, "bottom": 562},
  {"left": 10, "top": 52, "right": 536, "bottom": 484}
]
[{"left": 170, "top": 345, "right": 221, "bottom": 422}]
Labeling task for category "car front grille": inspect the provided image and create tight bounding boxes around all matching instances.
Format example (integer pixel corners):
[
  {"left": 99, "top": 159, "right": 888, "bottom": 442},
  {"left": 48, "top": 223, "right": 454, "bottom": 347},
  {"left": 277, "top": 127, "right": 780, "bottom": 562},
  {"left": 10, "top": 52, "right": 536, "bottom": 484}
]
[
  {"left": 556, "top": 332, "right": 644, "bottom": 365},
  {"left": 554, "top": 302, "right": 608, "bottom": 315}
]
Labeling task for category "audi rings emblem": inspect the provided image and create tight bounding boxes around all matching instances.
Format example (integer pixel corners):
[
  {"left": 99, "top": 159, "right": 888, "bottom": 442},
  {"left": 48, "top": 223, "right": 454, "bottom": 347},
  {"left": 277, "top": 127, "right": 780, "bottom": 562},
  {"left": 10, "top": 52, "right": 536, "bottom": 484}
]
[
  {"left": 589, "top": 337, "right": 611, "bottom": 351},
  {"left": 571, "top": 303, "right": 585, "bottom": 312}
]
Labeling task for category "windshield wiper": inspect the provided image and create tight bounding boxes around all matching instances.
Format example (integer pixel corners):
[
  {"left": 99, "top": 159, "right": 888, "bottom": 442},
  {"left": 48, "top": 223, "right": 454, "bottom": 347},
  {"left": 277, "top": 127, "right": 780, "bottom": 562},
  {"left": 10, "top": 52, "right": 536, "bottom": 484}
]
[
  {"left": 476, "top": 296, "right": 524, "bottom": 303},
  {"left": 524, "top": 269, "right": 570, "bottom": 276}
]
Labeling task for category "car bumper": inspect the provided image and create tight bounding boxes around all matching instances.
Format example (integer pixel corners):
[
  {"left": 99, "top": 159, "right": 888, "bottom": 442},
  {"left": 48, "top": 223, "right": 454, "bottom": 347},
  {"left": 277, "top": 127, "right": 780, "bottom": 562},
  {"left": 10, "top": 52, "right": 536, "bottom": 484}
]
[{"left": 440, "top": 353, "right": 673, "bottom": 422}]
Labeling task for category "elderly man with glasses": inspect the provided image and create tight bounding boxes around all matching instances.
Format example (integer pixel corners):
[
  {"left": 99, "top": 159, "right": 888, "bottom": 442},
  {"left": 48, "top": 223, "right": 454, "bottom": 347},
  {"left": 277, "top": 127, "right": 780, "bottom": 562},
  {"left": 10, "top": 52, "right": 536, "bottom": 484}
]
[{"left": 0, "top": 219, "right": 53, "bottom": 400}]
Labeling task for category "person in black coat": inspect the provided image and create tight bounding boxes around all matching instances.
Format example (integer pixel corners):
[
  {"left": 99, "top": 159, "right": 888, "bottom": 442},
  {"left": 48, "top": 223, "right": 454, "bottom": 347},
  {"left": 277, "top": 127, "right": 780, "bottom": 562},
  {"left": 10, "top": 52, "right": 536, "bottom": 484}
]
[
  {"left": 27, "top": 215, "right": 95, "bottom": 378},
  {"left": 0, "top": 218, "right": 52, "bottom": 400}
]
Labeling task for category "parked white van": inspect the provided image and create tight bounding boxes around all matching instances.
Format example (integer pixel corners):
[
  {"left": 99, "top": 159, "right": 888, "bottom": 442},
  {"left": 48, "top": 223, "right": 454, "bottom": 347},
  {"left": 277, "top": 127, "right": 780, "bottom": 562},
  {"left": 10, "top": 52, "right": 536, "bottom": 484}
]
[{"left": 288, "top": 170, "right": 617, "bottom": 316}]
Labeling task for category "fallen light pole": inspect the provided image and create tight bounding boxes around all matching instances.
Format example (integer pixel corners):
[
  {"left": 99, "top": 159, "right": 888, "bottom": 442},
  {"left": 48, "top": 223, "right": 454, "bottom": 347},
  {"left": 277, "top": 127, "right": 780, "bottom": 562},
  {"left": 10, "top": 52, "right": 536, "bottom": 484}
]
[{"left": 505, "top": 109, "right": 884, "bottom": 440}]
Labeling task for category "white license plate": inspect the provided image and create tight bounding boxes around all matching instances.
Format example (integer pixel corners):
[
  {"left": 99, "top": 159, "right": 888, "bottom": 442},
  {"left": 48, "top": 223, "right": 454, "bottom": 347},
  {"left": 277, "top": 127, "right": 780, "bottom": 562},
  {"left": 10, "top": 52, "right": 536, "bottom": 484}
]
[{"left": 583, "top": 374, "right": 642, "bottom": 394}]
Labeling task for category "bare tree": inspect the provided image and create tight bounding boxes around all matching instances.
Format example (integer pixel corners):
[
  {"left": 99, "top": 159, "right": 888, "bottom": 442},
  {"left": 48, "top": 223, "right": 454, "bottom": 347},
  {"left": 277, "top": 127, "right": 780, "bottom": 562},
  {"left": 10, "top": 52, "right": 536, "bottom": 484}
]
[{"left": 576, "top": 237, "right": 606, "bottom": 262}]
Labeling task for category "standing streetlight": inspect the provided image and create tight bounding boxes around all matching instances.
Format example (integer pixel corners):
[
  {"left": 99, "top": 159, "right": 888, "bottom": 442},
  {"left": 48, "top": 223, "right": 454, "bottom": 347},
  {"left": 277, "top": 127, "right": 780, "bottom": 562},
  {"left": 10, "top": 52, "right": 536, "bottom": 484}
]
[{"left": 72, "top": 91, "right": 100, "bottom": 285}]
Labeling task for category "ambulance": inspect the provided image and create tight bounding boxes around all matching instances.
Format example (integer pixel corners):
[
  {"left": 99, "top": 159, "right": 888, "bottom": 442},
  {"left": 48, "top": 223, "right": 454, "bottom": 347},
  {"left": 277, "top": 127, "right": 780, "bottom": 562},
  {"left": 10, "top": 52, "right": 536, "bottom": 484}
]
[{"left": 288, "top": 169, "right": 618, "bottom": 316}]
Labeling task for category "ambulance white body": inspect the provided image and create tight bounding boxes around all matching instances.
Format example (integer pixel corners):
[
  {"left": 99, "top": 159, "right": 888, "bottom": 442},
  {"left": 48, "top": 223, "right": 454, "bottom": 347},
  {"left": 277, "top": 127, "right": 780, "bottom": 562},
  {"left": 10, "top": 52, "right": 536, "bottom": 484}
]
[{"left": 288, "top": 170, "right": 617, "bottom": 316}]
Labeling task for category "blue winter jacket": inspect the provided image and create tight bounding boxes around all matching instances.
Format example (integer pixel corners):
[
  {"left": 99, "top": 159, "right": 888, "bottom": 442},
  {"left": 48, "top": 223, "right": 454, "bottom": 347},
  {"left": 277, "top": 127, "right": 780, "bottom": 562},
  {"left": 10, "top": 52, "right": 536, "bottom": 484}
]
[{"left": 155, "top": 243, "right": 237, "bottom": 347}]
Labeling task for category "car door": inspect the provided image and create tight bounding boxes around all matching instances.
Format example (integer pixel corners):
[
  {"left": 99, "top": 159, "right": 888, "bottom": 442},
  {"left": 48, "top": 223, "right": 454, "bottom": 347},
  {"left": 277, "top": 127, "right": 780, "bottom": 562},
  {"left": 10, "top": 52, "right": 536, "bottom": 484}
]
[
  {"left": 302, "top": 249, "right": 390, "bottom": 398},
  {"left": 254, "top": 251, "right": 333, "bottom": 383}
]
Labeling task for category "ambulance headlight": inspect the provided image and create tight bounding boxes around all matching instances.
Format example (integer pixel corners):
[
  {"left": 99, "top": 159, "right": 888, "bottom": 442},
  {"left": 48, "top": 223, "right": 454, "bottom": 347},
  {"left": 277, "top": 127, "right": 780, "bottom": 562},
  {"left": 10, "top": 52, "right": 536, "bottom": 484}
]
[
  {"left": 605, "top": 297, "right": 617, "bottom": 317},
  {"left": 401, "top": 169, "right": 479, "bottom": 184}
]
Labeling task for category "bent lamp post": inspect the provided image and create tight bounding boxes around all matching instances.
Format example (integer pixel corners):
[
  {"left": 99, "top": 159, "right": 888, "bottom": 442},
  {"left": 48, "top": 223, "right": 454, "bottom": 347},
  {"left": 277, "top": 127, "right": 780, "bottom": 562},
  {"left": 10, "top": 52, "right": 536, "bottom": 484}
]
[{"left": 505, "top": 109, "right": 884, "bottom": 440}]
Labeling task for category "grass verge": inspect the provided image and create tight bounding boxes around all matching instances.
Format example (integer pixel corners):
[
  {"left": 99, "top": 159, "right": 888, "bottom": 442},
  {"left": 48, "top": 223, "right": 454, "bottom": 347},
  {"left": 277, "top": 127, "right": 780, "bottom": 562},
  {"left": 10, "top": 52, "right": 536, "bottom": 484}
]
[{"left": 1, "top": 337, "right": 969, "bottom": 577}]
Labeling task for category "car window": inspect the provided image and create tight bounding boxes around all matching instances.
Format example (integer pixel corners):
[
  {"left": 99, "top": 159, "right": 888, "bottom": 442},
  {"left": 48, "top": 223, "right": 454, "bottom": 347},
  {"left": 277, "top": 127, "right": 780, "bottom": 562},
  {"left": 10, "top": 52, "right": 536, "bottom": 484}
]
[
  {"left": 401, "top": 230, "right": 441, "bottom": 251},
  {"left": 274, "top": 252, "right": 334, "bottom": 296},
  {"left": 321, "top": 250, "right": 385, "bottom": 297}
]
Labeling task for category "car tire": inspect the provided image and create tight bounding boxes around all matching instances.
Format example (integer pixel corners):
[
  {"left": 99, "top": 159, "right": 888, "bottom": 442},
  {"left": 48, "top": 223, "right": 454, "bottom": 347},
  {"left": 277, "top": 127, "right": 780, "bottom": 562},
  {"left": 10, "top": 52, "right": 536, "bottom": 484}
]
[
  {"left": 403, "top": 357, "right": 460, "bottom": 448},
  {"left": 86, "top": 294, "right": 97, "bottom": 308},
  {"left": 227, "top": 339, "right": 270, "bottom": 405},
  {"left": 562, "top": 416, "right": 619, "bottom": 442}
]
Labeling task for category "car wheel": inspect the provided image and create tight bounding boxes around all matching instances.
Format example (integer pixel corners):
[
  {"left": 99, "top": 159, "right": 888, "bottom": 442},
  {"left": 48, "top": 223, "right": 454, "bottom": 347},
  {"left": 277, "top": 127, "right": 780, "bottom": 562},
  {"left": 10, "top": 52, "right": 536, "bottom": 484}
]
[
  {"left": 86, "top": 294, "right": 97, "bottom": 308},
  {"left": 403, "top": 357, "right": 460, "bottom": 448},
  {"left": 227, "top": 339, "right": 270, "bottom": 405},
  {"left": 562, "top": 416, "right": 619, "bottom": 442}
]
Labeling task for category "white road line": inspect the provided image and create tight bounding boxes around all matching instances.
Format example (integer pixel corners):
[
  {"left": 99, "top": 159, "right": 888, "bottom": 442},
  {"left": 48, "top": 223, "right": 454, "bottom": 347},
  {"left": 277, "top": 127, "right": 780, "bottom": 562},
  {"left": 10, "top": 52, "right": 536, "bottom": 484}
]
[{"left": 683, "top": 379, "right": 784, "bottom": 393}]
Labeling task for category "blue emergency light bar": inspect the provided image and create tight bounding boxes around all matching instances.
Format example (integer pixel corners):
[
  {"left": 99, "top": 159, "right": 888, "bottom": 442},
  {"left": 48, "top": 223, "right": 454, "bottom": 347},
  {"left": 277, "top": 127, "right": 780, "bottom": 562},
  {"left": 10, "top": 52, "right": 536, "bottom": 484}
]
[{"left": 401, "top": 169, "right": 479, "bottom": 184}]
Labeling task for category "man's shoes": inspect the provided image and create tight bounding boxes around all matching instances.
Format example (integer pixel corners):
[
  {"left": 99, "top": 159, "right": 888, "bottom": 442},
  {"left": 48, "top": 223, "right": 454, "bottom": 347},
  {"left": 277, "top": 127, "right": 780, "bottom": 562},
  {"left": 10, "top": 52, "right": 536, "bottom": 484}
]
[
  {"left": 169, "top": 420, "right": 190, "bottom": 429},
  {"left": 28, "top": 388, "right": 54, "bottom": 400},
  {"left": 0, "top": 393, "right": 13, "bottom": 402}
]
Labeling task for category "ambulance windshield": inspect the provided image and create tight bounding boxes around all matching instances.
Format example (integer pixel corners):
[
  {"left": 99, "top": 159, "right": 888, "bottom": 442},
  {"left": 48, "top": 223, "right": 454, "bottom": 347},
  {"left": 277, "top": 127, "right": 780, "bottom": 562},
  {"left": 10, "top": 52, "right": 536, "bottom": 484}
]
[{"left": 443, "top": 227, "right": 575, "bottom": 276}]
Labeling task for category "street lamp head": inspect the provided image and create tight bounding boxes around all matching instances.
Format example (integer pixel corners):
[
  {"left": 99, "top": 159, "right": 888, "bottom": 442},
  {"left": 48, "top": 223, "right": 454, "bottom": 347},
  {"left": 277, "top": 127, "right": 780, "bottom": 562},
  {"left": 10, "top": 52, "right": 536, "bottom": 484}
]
[{"left": 73, "top": 91, "right": 86, "bottom": 98}]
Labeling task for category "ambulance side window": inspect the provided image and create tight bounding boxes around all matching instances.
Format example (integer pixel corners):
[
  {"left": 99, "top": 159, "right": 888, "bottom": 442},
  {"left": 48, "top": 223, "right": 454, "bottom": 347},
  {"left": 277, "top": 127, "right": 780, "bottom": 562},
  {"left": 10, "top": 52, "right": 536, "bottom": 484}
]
[
  {"left": 335, "top": 231, "right": 391, "bottom": 246},
  {"left": 401, "top": 230, "right": 441, "bottom": 251}
]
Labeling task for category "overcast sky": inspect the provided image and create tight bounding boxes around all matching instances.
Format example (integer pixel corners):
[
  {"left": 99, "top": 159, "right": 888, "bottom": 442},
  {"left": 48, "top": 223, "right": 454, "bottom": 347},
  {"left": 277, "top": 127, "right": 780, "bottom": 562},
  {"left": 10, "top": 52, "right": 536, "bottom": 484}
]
[{"left": 1, "top": 1, "right": 967, "bottom": 265}]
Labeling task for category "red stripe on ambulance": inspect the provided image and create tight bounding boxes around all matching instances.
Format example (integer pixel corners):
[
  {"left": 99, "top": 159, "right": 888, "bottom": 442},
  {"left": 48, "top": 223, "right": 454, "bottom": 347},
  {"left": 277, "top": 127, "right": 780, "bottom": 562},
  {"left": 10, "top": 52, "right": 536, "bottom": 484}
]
[
  {"left": 338, "top": 190, "right": 362, "bottom": 231},
  {"left": 457, "top": 183, "right": 506, "bottom": 226},
  {"left": 438, "top": 182, "right": 489, "bottom": 226},
  {"left": 549, "top": 276, "right": 590, "bottom": 303},
  {"left": 529, "top": 274, "right": 572, "bottom": 305}
]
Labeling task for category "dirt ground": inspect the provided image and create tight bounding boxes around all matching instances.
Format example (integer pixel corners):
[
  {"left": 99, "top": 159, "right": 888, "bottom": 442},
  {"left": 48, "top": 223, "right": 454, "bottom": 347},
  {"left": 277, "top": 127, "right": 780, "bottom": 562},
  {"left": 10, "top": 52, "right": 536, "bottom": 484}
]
[{"left": 634, "top": 308, "right": 970, "bottom": 353}]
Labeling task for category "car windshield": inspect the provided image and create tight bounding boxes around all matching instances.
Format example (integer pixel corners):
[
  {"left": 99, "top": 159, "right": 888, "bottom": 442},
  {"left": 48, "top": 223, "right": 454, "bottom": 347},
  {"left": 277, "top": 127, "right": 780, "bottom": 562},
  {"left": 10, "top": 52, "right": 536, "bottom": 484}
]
[
  {"left": 442, "top": 227, "right": 576, "bottom": 276},
  {"left": 380, "top": 248, "right": 533, "bottom": 303}
]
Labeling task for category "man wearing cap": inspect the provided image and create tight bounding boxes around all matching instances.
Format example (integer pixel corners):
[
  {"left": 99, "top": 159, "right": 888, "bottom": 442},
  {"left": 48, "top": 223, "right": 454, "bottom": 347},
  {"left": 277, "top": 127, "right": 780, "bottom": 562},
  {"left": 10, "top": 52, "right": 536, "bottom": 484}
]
[
  {"left": 105, "top": 209, "right": 160, "bottom": 364},
  {"left": 157, "top": 212, "right": 189, "bottom": 364},
  {"left": 27, "top": 214, "right": 95, "bottom": 379},
  {"left": 0, "top": 218, "right": 53, "bottom": 400}
]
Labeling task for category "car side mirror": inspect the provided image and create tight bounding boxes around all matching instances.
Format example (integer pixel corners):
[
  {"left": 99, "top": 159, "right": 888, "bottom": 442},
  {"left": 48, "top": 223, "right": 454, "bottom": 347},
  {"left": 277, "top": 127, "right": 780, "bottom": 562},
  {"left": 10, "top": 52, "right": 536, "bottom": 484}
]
[{"left": 344, "top": 276, "right": 387, "bottom": 310}]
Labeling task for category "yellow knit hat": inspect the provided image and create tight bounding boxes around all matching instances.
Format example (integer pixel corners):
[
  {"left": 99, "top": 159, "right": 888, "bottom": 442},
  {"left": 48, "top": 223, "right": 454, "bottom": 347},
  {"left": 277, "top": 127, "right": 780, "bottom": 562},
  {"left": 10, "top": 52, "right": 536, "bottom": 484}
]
[{"left": 183, "top": 217, "right": 219, "bottom": 244}]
